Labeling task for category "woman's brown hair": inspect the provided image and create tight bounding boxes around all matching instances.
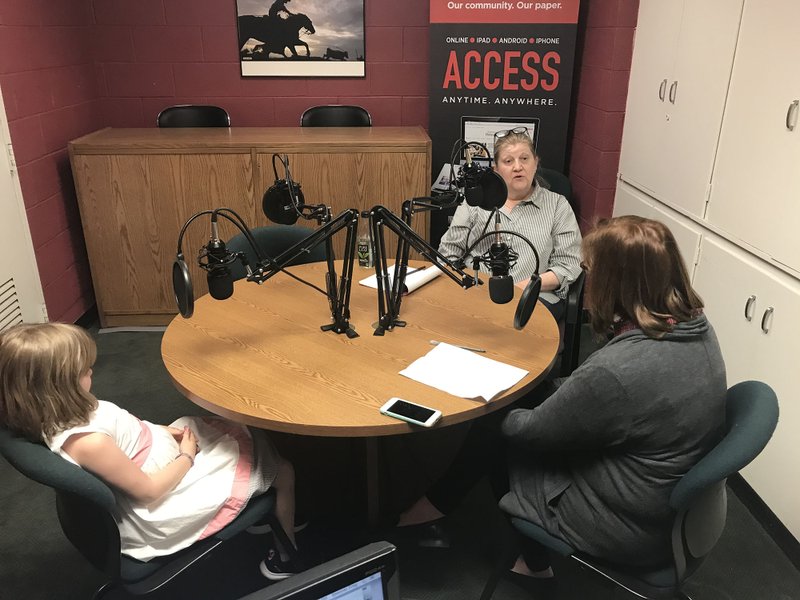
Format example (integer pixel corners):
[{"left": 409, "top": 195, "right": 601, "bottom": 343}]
[
  {"left": 0, "top": 323, "right": 98, "bottom": 443},
  {"left": 582, "top": 216, "right": 704, "bottom": 338}
]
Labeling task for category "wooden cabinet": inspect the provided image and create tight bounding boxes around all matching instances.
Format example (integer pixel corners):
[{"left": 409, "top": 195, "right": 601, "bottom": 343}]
[
  {"left": 694, "top": 236, "right": 800, "bottom": 537},
  {"left": 69, "top": 127, "right": 431, "bottom": 327},
  {"left": 706, "top": 0, "right": 800, "bottom": 273},
  {"left": 619, "top": 0, "right": 743, "bottom": 218}
]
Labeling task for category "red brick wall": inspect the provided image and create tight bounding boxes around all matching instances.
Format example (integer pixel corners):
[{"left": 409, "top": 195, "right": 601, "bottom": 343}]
[
  {"left": 0, "top": 0, "right": 99, "bottom": 323},
  {"left": 96, "top": 0, "right": 431, "bottom": 128},
  {"left": 0, "top": 0, "right": 636, "bottom": 322},
  {"left": 569, "top": 0, "right": 639, "bottom": 230}
]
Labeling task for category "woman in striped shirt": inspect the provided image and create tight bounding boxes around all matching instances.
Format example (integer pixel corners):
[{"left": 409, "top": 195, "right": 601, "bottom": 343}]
[{"left": 438, "top": 128, "right": 582, "bottom": 321}]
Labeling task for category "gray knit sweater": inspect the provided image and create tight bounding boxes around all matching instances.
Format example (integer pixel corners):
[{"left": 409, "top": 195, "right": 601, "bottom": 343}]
[{"left": 499, "top": 315, "right": 726, "bottom": 566}]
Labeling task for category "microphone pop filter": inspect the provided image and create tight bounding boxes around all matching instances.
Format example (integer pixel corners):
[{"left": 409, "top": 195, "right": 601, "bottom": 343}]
[
  {"left": 514, "top": 275, "right": 542, "bottom": 330},
  {"left": 172, "top": 257, "right": 194, "bottom": 318},
  {"left": 477, "top": 169, "right": 507, "bottom": 211},
  {"left": 489, "top": 275, "right": 514, "bottom": 304},
  {"left": 263, "top": 181, "right": 305, "bottom": 225}
]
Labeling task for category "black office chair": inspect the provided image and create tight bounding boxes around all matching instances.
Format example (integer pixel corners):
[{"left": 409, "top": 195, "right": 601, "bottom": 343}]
[
  {"left": 0, "top": 427, "right": 295, "bottom": 599},
  {"left": 537, "top": 166, "right": 573, "bottom": 204},
  {"left": 560, "top": 269, "right": 586, "bottom": 377},
  {"left": 300, "top": 105, "right": 372, "bottom": 127},
  {"left": 480, "top": 380, "right": 780, "bottom": 600},
  {"left": 536, "top": 167, "right": 585, "bottom": 376},
  {"left": 157, "top": 105, "right": 231, "bottom": 128},
  {"left": 226, "top": 225, "right": 327, "bottom": 281}
]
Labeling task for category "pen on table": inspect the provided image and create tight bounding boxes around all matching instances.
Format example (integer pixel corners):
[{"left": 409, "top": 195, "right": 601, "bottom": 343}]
[{"left": 429, "top": 340, "right": 486, "bottom": 353}]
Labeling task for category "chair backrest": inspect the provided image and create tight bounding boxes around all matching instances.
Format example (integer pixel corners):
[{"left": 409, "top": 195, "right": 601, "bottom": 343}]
[
  {"left": 669, "top": 380, "right": 779, "bottom": 579},
  {"left": 157, "top": 105, "right": 231, "bottom": 128},
  {"left": 300, "top": 105, "right": 372, "bottom": 127},
  {"left": 0, "top": 428, "right": 122, "bottom": 576},
  {"left": 537, "top": 167, "right": 573, "bottom": 203},
  {"left": 559, "top": 269, "right": 586, "bottom": 377},
  {"left": 226, "top": 225, "right": 327, "bottom": 281}
]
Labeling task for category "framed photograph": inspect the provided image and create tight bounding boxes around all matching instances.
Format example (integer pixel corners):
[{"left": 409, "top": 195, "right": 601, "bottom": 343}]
[{"left": 237, "top": 0, "right": 366, "bottom": 77}]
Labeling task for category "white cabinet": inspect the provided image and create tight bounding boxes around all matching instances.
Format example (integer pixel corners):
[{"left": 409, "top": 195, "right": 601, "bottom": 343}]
[
  {"left": 617, "top": 0, "right": 800, "bottom": 541},
  {"left": 619, "top": 0, "right": 743, "bottom": 218},
  {"left": 706, "top": 0, "right": 800, "bottom": 273},
  {"left": 693, "top": 236, "right": 800, "bottom": 538},
  {"left": 614, "top": 181, "right": 702, "bottom": 270}
]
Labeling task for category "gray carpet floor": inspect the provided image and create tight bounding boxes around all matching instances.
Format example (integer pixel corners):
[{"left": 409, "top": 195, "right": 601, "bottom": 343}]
[{"left": 1, "top": 328, "right": 798, "bottom": 599}]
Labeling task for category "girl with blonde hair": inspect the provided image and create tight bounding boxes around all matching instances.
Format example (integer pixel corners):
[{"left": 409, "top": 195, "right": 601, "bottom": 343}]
[{"left": 0, "top": 322, "right": 298, "bottom": 580}]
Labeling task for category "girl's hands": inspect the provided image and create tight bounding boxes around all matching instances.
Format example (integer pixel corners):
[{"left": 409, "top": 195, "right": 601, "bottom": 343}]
[
  {"left": 178, "top": 426, "right": 198, "bottom": 459},
  {"left": 165, "top": 426, "right": 184, "bottom": 441}
]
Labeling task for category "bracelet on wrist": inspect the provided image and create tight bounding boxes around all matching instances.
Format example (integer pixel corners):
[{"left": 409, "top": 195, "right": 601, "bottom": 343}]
[{"left": 176, "top": 452, "right": 194, "bottom": 467}]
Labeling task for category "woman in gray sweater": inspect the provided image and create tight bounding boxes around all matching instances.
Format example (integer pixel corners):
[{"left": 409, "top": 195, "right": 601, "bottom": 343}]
[
  {"left": 397, "top": 216, "right": 726, "bottom": 592},
  {"left": 500, "top": 215, "right": 726, "bottom": 582}
]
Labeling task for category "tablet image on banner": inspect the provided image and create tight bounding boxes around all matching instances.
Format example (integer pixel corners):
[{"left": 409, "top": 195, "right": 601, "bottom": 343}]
[{"left": 462, "top": 116, "right": 540, "bottom": 163}]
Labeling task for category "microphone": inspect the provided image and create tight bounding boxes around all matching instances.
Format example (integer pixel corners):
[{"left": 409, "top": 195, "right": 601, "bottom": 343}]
[
  {"left": 488, "top": 242, "right": 514, "bottom": 304},
  {"left": 487, "top": 211, "right": 514, "bottom": 304},
  {"left": 460, "top": 146, "right": 507, "bottom": 211},
  {"left": 263, "top": 154, "right": 306, "bottom": 225},
  {"left": 203, "top": 215, "right": 235, "bottom": 301}
]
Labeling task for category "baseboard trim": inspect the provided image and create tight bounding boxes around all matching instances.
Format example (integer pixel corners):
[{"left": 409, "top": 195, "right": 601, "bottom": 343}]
[{"left": 728, "top": 473, "right": 800, "bottom": 569}]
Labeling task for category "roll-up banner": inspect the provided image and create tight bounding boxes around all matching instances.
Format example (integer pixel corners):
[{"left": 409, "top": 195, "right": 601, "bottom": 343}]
[{"left": 428, "top": 0, "right": 580, "bottom": 244}]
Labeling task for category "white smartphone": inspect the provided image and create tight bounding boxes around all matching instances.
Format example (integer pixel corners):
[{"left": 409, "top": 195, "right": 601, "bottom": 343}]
[{"left": 380, "top": 397, "right": 442, "bottom": 427}]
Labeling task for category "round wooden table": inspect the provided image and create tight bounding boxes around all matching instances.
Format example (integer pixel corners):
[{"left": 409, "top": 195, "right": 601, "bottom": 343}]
[
  {"left": 162, "top": 261, "right": 560, "bottom": 437},
  {"left": 162, "top": 260, "right": 559, "bottom": 524}
]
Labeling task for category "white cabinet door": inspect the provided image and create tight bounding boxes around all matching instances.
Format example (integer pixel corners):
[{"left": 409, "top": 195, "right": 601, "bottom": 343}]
[
  {"left": 620, "top": 0, "right": 743, "bottom": 219},
  {"left": 663, "top": 0, "right": 743, "bottom": 218},
  {"left": 707, "top": 0, "right": 800, "bottom": 273},
  {"left": 613, "top": 182, "right": 702, "bottom": 272},
  {"left": 0, "top": 87, "right": 46, "bottom": 327},
  {"left": 694, "top": 236, "right": 800, "bottom": 539},
  {"left": 619, "top": 0, "right": 682, "bottom": 198}
]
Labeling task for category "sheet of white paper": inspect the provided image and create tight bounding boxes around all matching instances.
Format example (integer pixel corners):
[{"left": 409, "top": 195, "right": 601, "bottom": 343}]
[
  {"left": 359, "top": 265, "right": 442, "bottom": 294},
  {"left": 399, "top": 342, "right": 528, "bottom": 402}
]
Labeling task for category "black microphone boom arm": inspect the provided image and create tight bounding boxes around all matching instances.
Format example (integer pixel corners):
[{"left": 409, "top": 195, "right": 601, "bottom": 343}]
[
  {"left": 366, "top": 203, "right": 477, "bottom": 336},
  {"left": 174, "top": 207, "right": 360, "bottom": 338},
  {"left": 243, "top": 207, "right": 360, "bottom": 338}
]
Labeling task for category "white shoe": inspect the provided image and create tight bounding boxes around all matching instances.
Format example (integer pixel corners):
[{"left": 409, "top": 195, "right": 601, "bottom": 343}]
[{"left": 259, "top": 548, "right": 295, "bottom": 581}]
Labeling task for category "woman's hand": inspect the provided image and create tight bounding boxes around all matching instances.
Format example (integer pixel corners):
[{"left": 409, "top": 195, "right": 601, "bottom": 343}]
[{"left": 179, "top": 426, "right": 198, "bottom": 459}]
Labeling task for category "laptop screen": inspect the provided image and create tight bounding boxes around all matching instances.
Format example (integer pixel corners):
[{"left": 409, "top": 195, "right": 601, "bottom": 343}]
[
  {"left": 237, "top": 542, "right": 398, "bottom": 600},
  {"left": 318, "top": 571, "right": 384, "bottom": 600}
]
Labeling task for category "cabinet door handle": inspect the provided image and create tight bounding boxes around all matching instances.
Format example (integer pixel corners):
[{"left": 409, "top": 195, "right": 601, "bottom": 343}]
[
  {"left": 760, "top": 307, "right": 774, "bottom": 334},
  {"left": 744, "top": 295, "right": 756, "bottom": 321},
  {"left": 786, "top": 100, "right": 799, "bottom": 131},
  {"left": 668, "top": 80, "right": 678, "bottom": 104},
  {"left": 658, "top": 79, "right": 667, "bottom": 101}
]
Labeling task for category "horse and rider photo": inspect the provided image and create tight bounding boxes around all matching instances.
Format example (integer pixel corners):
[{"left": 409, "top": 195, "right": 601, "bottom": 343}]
[{"left": 236, "top": 0, "right": 366, "bottom": 77}]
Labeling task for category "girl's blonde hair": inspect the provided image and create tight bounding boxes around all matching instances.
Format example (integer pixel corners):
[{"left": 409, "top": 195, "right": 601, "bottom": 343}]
[{"left": 0, "top": 323, "right": 98, "bottom": 443}]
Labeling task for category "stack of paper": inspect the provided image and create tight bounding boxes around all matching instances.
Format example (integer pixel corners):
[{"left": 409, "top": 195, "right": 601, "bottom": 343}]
[
  {"left": 359, "top": 264, "right": 442, "bottom": 295},
  {"left": 399, "top": 342, "right": 528, "bottom": 402}
]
